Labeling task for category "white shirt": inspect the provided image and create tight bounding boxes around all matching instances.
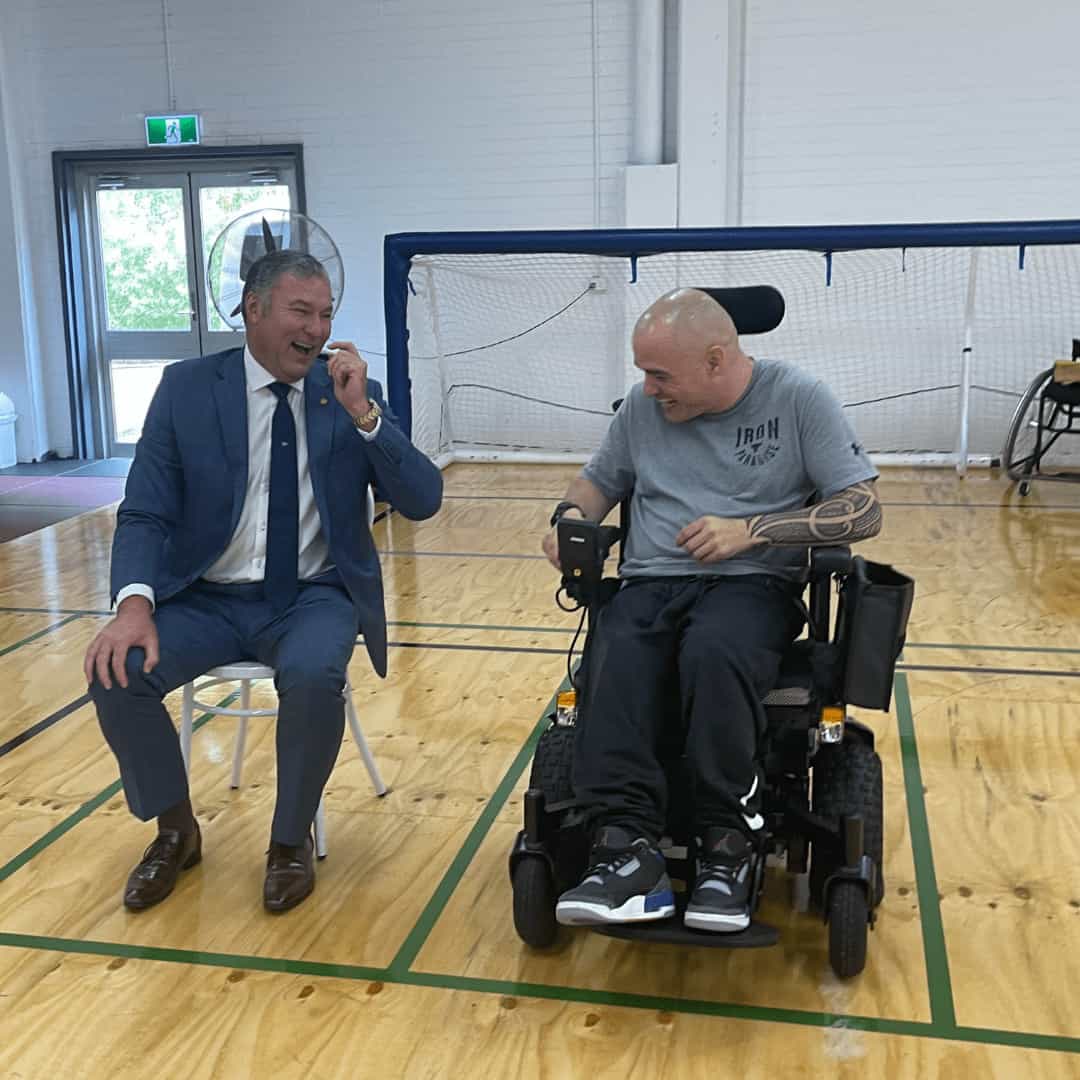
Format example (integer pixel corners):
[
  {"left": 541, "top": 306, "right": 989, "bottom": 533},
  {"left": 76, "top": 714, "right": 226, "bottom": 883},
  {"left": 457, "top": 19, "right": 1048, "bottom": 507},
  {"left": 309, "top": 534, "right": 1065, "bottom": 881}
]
[{"left": 116, "top": 346, "right": 380, "bottom": 609}]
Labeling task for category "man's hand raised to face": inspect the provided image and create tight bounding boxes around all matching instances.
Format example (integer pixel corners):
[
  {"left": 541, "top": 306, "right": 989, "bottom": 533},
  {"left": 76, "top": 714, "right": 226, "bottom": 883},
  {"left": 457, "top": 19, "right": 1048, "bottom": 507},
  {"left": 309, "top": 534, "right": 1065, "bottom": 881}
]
[{"left": 326, "top": 341, "right": 375, "bottom": 427}]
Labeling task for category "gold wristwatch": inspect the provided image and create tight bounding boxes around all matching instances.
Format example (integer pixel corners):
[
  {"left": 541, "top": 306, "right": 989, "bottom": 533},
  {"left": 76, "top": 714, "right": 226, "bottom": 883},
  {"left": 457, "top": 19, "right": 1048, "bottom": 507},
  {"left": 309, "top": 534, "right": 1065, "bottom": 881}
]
[{"left": 353, "top": 401, "right": 382, "bottom": 431}]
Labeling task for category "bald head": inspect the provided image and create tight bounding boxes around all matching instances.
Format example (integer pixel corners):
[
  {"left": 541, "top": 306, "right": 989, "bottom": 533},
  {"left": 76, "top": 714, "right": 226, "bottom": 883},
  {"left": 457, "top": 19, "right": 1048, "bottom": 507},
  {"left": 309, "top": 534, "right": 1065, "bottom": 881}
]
[
  {"left": 632, "top": 289, "right": 752, "bottom": 422},
  {"left": 633, "top": 288, "right": 739, "bottom": 354}
]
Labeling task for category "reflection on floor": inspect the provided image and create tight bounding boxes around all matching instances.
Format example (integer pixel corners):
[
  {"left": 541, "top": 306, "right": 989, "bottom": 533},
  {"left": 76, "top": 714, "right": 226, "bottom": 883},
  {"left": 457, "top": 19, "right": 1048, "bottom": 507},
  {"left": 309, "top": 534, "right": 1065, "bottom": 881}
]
[{"left": 0, "top": 458, "right": 130, "bottom": 542}]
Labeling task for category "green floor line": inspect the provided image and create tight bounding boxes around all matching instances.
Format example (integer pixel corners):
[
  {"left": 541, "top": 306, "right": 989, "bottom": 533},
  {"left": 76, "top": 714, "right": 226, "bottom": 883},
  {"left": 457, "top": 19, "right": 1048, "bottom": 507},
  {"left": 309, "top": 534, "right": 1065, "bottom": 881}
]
[
  {"left": 897, "top": 662, "right": 1080, "bottom": 680},
  {"left": 2, "top": 604, "right": 1077, "bottom": 659},
  {"left": 0, "top": 613, "right": 83, "bottom": 657},
  {"left": 0, "top": 698, "right": 234, "bottom": 886},
  {"left": 6, "top": 607, "right": 112, "bottom": 617},
  {"left": 1, "top": 672, "right": 1078, "bottom": 1056},
  {"left": 894, "top": 673, "right": 956, "bottom": 1030},
  {"left": 0, "top": 781, "right": 122, "bottom": 885},
  {"left": 0, "top": 931, "right": 1077, "bottom": 1055},
  {"left": 388, "top": 676, "right": 571, "bottom": 976},
  {"left": 0, "top": 932, "right": 383, "bottom": 982},
  {"left": 905, "top": 641, "right": 1080, "bottom": 656},
  {"left": 389, "top": 619, "right": 576, "bottom": 635}
]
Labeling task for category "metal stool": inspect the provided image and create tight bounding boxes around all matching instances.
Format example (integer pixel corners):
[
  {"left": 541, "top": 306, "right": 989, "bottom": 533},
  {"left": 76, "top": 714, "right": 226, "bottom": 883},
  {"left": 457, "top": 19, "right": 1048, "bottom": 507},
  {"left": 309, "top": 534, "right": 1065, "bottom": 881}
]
[{"left": 179, "top": 661, "right": 388, "bottom": 857}]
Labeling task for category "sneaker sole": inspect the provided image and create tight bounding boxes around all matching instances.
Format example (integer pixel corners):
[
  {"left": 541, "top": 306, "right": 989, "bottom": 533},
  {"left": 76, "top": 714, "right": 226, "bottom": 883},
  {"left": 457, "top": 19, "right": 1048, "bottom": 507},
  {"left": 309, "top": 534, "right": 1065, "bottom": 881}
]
[
  {"left": 683, "top": 909, "right": 750, "bottom": 933},
  {"left": 556, "top": 891, "right": 676, "bottom": 926}
]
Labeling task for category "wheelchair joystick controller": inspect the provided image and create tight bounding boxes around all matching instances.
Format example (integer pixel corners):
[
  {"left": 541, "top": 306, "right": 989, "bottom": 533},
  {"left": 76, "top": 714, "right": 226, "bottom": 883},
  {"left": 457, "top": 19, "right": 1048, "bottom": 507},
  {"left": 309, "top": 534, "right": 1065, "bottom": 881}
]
[{"left": 557, "top": 518, "right": 622, "bottom": 609}]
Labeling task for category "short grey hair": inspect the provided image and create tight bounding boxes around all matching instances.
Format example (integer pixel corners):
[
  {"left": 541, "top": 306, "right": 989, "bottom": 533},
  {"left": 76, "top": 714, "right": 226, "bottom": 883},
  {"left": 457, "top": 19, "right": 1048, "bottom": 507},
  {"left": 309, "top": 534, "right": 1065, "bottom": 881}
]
[{"left": 241, "top": 250, "right": 330, "bottom": 320}]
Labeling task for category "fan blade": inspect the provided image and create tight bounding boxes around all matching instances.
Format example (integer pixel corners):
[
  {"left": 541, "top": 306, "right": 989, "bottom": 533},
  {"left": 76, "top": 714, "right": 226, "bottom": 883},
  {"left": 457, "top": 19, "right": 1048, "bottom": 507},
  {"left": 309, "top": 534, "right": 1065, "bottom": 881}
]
[{"left": 261, "top": 217, "right": 276, "bottom": 252}]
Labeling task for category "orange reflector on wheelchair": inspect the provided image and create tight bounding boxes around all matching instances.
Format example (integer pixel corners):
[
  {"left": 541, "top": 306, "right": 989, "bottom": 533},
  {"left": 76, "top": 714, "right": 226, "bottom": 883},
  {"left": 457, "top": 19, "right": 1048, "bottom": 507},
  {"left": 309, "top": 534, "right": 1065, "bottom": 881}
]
[
  {"left": 819, "top": 706, "right": 845, "bottom": 744},
  {"left": 555, "top": 690, "right": 578, "bottom": 726}
]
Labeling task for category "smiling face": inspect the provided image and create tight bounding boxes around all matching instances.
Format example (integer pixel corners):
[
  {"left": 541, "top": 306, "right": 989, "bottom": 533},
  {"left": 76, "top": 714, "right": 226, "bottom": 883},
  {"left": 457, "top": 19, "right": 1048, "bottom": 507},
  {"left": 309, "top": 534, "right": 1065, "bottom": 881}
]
[
  {"left": 243, "top": 271, "right": 333, "bottom": 383},
  {"left": 633, "top": 332, "right": 721, "bottom": 423},
  {"left": 632, "top": 289, "right": 747, "bottom": 422}
]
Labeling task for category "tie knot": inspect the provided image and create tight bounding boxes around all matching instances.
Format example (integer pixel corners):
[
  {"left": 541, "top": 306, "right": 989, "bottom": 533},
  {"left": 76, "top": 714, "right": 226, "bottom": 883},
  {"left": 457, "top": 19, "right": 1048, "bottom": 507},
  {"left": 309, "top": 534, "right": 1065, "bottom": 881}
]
[{"left": 270, "top": 382, "right": 291, "bottom": 401}]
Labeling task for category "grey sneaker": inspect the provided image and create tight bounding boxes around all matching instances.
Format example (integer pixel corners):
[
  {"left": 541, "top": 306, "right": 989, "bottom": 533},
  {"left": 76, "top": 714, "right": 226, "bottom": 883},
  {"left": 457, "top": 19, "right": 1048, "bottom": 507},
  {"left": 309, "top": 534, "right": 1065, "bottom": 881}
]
[
  {"left": 684, "top": 826, "right": 753, "bottom": 932},
  {"left": 556, "top": 825, "right": 675, "bottom": 925}
]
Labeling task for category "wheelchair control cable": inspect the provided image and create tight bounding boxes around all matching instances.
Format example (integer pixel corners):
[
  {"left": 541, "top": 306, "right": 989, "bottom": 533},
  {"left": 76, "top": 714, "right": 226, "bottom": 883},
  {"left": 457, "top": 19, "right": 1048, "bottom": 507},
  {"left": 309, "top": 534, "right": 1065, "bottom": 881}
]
[{"left": 565, "top": 604, "right": 587, "bottom": 689}]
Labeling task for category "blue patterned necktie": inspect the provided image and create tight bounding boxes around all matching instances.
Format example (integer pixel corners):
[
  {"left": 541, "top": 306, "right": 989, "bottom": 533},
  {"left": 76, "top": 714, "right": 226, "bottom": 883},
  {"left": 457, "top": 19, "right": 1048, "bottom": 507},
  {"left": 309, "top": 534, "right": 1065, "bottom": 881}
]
[{"left": 263, "top": 382, "right": 299, "bottom": 612}]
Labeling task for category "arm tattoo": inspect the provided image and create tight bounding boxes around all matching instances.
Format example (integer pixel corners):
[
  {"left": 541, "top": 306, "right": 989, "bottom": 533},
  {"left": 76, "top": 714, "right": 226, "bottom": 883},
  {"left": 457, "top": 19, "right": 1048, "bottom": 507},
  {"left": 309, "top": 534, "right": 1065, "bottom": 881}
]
[{"left": 747, "top": 482, "right": 882, "bottom": 546}]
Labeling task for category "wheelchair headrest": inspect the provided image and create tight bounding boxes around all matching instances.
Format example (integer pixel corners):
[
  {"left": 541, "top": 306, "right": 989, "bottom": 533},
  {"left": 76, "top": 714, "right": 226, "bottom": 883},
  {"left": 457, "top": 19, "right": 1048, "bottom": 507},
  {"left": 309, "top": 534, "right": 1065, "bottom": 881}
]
[{"left": 697, "top": 286, "right": 785, "bottom": 335}]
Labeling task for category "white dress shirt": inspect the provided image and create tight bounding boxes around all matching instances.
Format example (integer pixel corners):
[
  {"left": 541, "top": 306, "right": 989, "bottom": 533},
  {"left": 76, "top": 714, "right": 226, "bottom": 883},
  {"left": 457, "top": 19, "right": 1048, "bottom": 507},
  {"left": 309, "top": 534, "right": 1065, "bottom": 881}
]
[{"left": 116, "top": 346, "right": 380, "bottom": 610}]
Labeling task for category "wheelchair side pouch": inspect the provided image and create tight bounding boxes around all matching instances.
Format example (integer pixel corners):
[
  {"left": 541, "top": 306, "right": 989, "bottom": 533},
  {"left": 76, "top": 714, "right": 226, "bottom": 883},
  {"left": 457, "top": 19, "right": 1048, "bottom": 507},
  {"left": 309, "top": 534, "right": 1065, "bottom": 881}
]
[{"left": 838, "top": 557, "right": 914, "bottom": 711}]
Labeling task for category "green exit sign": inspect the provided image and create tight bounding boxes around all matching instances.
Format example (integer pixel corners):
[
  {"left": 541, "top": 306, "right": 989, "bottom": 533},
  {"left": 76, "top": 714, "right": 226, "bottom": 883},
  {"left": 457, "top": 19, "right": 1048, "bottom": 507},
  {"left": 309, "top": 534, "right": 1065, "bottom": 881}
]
[{"left": 145, "top": 114, "right": 200, "bottom": 146}]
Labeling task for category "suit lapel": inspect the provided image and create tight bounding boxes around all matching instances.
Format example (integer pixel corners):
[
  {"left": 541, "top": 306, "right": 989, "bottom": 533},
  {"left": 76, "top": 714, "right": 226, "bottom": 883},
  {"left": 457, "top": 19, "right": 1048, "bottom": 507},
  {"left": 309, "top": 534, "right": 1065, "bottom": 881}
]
[{"left": 212, "top": 349, "right": 249, "bottom": 534}]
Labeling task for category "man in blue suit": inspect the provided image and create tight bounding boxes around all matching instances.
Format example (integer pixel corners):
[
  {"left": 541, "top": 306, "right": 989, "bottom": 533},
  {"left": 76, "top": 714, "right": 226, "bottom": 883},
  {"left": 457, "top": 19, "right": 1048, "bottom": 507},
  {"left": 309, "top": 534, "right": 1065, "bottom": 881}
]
[{"left": 84, "top": 250, "right": 443, "bottom": 913}]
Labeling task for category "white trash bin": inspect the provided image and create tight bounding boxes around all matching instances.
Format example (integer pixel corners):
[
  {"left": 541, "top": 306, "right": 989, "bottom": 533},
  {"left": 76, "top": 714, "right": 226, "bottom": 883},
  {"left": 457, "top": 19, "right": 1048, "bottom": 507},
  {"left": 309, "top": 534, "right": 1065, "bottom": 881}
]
[{"left": 0, "top": 393, "right": 16, "bottom": 468}]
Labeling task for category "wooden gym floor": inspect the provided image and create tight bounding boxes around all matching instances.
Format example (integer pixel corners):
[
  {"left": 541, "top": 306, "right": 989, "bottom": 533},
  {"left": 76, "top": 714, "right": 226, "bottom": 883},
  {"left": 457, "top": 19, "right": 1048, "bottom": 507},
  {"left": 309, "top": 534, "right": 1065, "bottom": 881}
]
[{"left": 0, "top": 463, "right": 1077, "bottom": 1077}]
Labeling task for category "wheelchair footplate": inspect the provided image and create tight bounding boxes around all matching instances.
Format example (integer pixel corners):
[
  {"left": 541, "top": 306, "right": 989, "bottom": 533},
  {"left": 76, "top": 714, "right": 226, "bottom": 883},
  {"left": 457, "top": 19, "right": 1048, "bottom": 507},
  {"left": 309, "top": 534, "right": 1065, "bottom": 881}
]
[{"left": 593, "top": 907, "right": 780, "bottom": 949}]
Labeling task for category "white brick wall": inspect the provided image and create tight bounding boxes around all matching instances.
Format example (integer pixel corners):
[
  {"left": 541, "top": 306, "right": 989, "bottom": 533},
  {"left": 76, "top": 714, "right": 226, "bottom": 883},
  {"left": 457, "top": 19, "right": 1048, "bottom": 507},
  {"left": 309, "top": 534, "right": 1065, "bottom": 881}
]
[
  {"left": 4, "top": 0, "right": 1080, "bottom": 459},
  {"left": 741, "top": 0, "right": 1080, "bottom": 225},
  {"left": 0, "top": 0, "right": 633, "bottom": 458}
]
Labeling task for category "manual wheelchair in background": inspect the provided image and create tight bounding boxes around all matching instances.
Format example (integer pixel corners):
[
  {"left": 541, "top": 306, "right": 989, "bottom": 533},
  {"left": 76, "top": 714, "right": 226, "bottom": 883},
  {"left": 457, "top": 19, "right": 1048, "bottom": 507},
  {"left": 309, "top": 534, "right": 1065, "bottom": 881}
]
[
  {"left": 1002, "top": 338, "right": 1080, "bottom": 496},
  {"left": 507, "top": 286, "right": 915, "bottom": 979}
]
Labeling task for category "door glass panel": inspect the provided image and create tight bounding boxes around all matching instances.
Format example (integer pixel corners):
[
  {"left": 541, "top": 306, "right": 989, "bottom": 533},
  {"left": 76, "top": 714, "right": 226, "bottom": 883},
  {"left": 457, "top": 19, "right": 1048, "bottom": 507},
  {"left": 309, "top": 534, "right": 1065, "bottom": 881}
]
[
  {"left": 96, "top": 188, "right": 192, "bottom": 331},
  {"left": 199, "top": 185, "right": 291, "bottom": 331},
  {"left": 110, "top": 358, "right": 177, "bottom": 444}
]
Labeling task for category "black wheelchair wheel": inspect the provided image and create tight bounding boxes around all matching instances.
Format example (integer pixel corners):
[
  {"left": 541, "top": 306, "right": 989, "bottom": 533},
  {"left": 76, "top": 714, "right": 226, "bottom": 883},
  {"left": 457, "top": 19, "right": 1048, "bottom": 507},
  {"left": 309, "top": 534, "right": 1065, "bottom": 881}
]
[
  {"left": 810, "top": 738, "right": 884, "bottom": 909},
  {"left": 528, "top": 723, "right": 577, "bottom": 804},
  {"left": 512, "top": 856, "right": 558, "bottom": 948},
  {"left": 827, "top": 880, "right": 869, "bottom": 978},
  {"left": 1002, "top": 367, "right": 1054, "bottom": 487}
]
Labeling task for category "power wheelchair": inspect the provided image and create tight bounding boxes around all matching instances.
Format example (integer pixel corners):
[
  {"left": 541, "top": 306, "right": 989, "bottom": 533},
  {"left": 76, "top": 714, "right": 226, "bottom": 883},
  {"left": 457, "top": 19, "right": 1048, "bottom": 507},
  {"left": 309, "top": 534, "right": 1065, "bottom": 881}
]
[{"left": 508, "top": 286, "right": 915, "bottom": 979}]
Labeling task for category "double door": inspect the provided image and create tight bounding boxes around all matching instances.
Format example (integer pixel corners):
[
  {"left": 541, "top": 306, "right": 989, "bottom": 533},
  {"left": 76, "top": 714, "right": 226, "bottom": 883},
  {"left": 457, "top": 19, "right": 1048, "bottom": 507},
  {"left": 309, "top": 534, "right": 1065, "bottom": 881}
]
[{"left": 77, "top": 159, "right": 297, "bottom": 454}]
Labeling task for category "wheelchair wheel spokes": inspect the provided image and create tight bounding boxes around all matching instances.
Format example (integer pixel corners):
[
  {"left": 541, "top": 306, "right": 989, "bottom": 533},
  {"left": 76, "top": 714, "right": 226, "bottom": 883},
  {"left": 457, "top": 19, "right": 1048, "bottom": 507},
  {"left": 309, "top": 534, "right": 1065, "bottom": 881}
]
[{"left": 1002, "top": 368, "right": 1054, "bottom": 483}]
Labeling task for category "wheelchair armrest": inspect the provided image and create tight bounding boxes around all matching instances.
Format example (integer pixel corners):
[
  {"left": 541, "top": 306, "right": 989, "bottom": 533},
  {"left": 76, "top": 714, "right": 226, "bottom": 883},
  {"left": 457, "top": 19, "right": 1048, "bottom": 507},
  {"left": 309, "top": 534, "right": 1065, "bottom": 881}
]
[
  {"left": 806, "top": 546, "right": 851, "bottom": 644},
  {"left": 809, "top": 545, "right": 852, "bottom": 579}
]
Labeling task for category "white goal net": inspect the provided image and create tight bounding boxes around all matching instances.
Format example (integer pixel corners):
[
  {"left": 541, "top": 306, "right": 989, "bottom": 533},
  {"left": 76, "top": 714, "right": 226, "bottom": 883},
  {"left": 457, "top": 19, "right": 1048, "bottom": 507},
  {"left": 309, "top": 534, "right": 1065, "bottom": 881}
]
[{"left": 400, "top": 240, "right": 1080, "bottom": 468}]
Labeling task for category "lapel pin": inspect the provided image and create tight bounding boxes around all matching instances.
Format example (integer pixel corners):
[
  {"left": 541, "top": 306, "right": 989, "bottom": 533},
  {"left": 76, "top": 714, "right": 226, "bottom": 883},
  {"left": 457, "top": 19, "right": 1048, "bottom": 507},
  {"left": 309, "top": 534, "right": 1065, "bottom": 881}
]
[{"left": 320, "top": 397, "right": 329, "bottom": 405}]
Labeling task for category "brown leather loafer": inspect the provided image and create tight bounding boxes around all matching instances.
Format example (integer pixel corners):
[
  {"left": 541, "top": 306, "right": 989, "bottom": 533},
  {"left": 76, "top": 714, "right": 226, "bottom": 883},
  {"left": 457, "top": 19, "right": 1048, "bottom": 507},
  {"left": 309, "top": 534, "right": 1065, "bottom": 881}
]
[
  {"left": 123, "top": 824, "right": 202, "bottom": 911},
  {"left": 263, "top": 834, "right": 315, "bottom": 913}
]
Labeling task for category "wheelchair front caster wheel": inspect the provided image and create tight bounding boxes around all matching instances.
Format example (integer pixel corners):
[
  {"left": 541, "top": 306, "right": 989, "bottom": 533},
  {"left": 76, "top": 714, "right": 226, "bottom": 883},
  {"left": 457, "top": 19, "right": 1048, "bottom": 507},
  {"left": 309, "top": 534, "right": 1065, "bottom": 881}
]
[
  {"left": 512, "top": 856, "right": 558, "bottom": 948},
  {"left": 827, "top": 881, "right": 869, "bottom": 978}
]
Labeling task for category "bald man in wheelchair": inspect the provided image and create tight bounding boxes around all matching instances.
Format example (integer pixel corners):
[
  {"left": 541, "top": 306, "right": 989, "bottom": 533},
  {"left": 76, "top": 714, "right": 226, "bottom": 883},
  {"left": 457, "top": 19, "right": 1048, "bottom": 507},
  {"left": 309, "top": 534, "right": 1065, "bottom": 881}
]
[{"left": 541, "top": 288, "right": 882, "bottom": 933}]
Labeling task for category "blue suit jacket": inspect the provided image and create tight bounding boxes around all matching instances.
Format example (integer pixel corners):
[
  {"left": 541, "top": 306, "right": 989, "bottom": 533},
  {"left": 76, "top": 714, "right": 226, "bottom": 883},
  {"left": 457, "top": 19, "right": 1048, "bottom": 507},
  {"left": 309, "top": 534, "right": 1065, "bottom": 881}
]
[{"left": 110, "top": 348, "right": 443, "bottom": 677}]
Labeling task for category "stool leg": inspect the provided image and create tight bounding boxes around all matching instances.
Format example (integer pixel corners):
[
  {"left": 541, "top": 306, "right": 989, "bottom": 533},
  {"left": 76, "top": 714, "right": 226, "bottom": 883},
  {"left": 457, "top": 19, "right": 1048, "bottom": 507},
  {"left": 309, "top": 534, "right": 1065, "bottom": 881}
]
[
  {"left": 314, "top": 797, "right": 328, "bottom": 859},
  {"left": 345, "top": 677, "right": 388, "bottom": 796},
  {"left": 231, "top": 680, "right": 250, "bottom": 789},
  {"left": 180, "top": 682, "right": 194, "bottom": 776}
]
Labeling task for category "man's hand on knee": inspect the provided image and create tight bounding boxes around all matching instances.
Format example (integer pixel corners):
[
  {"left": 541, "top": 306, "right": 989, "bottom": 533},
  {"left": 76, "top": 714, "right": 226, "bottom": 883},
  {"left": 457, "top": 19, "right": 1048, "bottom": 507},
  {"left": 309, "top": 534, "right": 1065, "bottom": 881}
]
[{"left": 84, "top": 596, "right": 160, "bottom": 690}]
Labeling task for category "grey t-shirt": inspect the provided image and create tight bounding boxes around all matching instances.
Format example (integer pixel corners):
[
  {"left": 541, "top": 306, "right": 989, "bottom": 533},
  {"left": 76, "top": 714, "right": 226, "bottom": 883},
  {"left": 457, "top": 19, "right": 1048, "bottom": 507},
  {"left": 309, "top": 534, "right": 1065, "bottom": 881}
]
[{"left": 582, "top": 358, "right": 878, "bottom": 580}]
